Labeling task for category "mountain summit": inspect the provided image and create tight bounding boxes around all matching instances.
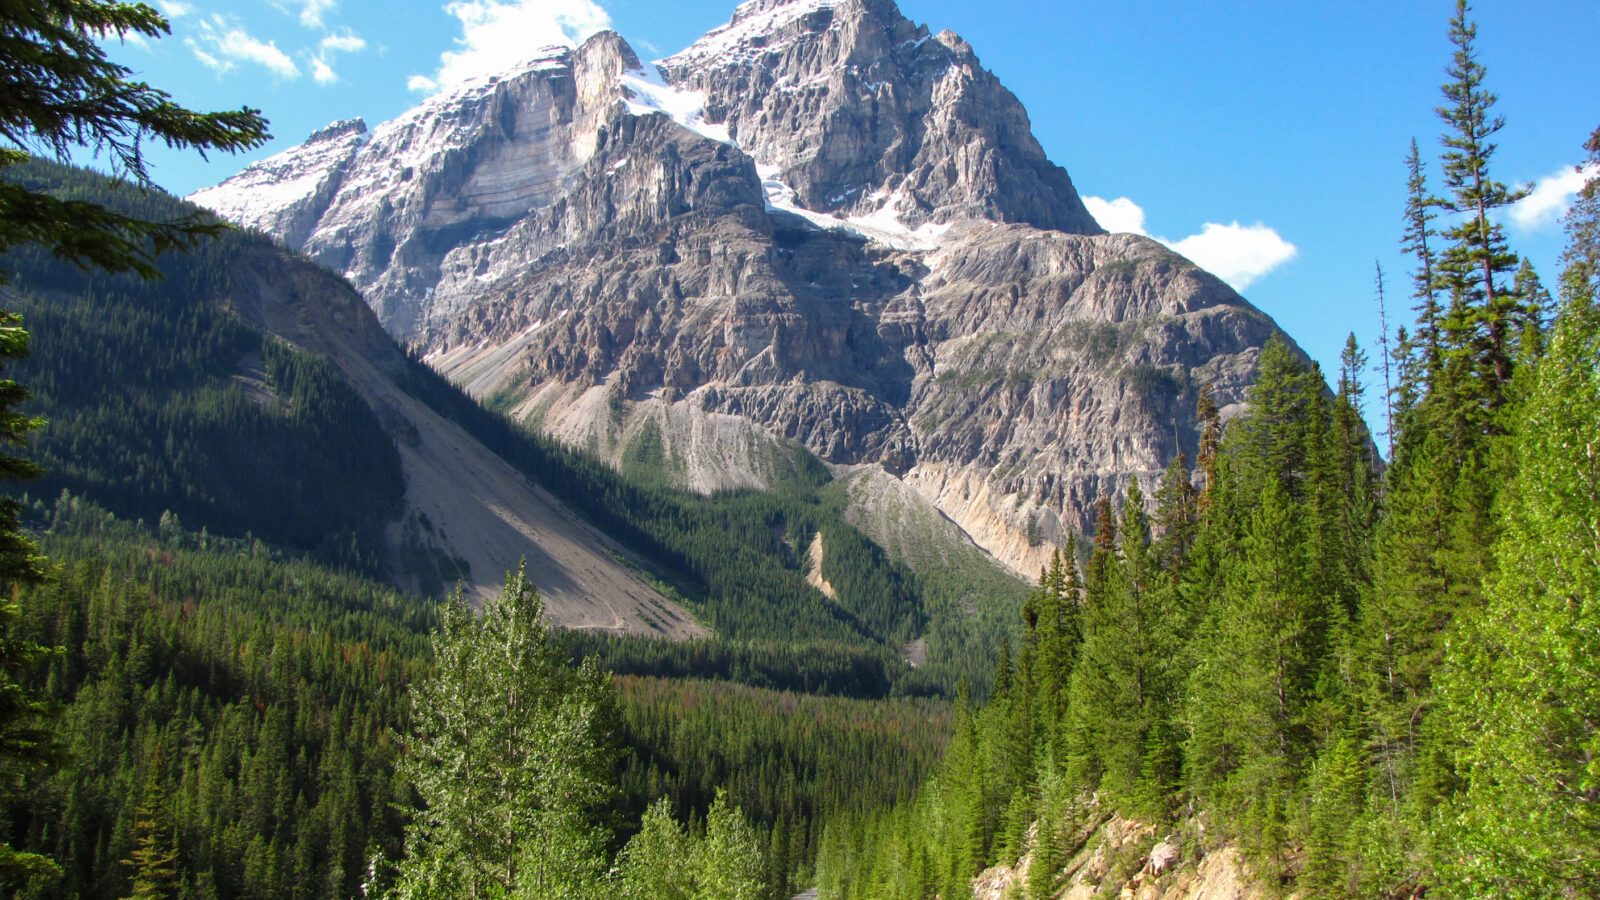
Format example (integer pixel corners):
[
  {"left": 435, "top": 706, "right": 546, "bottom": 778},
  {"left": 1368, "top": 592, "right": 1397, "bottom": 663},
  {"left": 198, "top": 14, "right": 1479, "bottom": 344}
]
[{"left": 192, "top": 0, "right": 1287, "bottom": 576}]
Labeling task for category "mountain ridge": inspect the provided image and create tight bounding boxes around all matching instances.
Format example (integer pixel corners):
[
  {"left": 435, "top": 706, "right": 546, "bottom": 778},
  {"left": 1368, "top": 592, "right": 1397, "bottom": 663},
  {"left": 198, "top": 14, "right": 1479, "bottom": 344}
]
[{"left": 189, "top": 0, "right": 1296, "bottom": 578}]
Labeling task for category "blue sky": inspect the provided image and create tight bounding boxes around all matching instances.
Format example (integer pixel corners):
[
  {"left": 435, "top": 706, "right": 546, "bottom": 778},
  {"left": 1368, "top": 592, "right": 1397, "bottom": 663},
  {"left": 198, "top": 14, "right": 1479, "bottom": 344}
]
[{"left": 103, "top": 1, "right": 1599, "bottom": 434}]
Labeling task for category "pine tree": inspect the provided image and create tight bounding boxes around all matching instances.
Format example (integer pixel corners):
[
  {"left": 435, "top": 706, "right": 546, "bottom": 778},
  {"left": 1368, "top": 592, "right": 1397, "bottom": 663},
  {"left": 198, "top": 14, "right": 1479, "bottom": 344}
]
[
  {"left": 1432, "top": 0, "right": 1529, "bottom": 416},
  {"left": 1432, "top": 141, "right": 1600, "bottom": 899},
  {"left": 1401, "top": 138, "right": 1444, "bottom": 380},
  {"left": 123, "top": 761, "right": 181, "bottom": 899},
  {"left": 391, "top": 564, "right": 617, "bottom": 899}
]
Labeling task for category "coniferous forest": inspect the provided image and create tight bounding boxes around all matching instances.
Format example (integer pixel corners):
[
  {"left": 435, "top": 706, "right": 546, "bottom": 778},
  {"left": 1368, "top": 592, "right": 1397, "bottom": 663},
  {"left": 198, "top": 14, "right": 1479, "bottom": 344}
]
[
  {"left": 812, "top": 10, "right": 1600, "bottom": 895},
  {"left": 0, "top": 1, "right": 1596, "bottom": 898}
]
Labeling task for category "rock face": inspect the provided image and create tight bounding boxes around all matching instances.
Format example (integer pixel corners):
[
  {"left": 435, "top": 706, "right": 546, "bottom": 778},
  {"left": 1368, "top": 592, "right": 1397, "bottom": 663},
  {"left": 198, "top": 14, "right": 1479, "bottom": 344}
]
[
  {"left": 224, "top": 243, "right": 704, "bottom": 639},
  {"left": 191, "top": 0, "right": 1292, "bottom": 577},
  {"left": 656, "top": 0, "right": 1102, "bottom": 233}
]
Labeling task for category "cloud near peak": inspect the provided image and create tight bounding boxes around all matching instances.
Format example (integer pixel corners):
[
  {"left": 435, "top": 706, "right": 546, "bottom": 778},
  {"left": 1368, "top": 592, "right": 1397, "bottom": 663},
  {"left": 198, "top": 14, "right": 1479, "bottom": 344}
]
[
  {"left": 1084, "top": 195, "right": 1297, "bottom": 292},
  {"left": 409, "top": 0, "right": 613, "bottom": 94}
]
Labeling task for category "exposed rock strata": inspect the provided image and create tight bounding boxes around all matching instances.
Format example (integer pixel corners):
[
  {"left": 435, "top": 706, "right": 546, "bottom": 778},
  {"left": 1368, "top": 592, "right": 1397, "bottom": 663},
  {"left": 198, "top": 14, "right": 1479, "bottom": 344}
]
[{"left": 192, "top": 0, "right": 1295, "bottom": 575}]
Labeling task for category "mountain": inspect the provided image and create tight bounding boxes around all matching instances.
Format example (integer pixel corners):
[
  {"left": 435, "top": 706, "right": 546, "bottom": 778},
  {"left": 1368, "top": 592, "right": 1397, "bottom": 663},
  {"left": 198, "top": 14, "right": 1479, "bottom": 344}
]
[
  {"left": 15, "top": 161, "right": 1046, "bottom": 691},
  {"left": 191, "top": 0, "right": 1289, "bottom": 579},
  {"left": 6, "top": 161, "right": 699, "bottom": 638}
]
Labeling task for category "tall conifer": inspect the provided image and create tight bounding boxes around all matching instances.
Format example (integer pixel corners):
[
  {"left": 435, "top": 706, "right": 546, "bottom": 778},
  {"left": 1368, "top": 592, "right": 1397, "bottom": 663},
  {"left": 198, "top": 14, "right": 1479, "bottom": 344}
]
[
  {"left": 1433, "top": 0, "right": 1528, "bottom": 415},
  {"left": 1402, "top": 138, "right": 1444, "bottom": 380}
]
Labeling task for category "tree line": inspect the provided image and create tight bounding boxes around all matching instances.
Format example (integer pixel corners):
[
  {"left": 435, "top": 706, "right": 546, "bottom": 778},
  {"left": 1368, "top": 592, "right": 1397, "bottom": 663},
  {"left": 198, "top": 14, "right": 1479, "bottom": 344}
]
[
  {"left": 0, "top": 496, "right": 951, "bottom": 898},
  {"left": 815, "top": 3, "right": 1600, "bottom": 895}
]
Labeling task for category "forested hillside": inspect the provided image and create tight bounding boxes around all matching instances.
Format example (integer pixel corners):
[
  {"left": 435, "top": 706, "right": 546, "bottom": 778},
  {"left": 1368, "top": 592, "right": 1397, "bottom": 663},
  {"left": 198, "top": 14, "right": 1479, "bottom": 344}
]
[
  {"left": 3, "top": 161, "right": 405, "bottom": 572},
  {"left": 0, "top": 157, "right": 1027, "bottom": 696},
  {"left": 813, "top": 21, "right": 1600, "bottom": 894},
  {"left": 2, "top": 1, "right": 1594, "bottom": 897},
  {"left": 0, "top": 497, "right": 949, "bottom": 897}
]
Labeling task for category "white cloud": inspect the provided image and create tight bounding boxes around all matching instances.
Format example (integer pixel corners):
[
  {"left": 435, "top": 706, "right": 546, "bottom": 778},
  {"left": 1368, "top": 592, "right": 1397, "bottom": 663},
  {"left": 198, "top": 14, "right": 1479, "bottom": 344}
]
[
  {"left": 185, "top": 39, "right": 224, "bottom": 71},
  {"left": 1084, "top": 196, "right": 1147, "bottom": 236},
  {"left": 309, "top": 29, "right": 366, "bottom": 83},
  {"left": 188, "top": 15, "right": 300, "bottom": 79},
  {"left": 274, "top": 0, "right": 338, "bottom": 29},
  {"left": 1085, "top": 195, "right": 1297, "bottom": 291},
  {"left": 158, "top": 0, "right": 193, "bottom": 18},
  {"left": 321, "top": 32, "right": 366, "bottom": 53},
  {"left": 410, "top": 0, "right": 612, "bottom": 93},
  {"left": 1508, "top": 163, "right": 1600, "bottom": 232},
  {"left": 1168, "top": 222, "right": 1298, "bottom": 291}
]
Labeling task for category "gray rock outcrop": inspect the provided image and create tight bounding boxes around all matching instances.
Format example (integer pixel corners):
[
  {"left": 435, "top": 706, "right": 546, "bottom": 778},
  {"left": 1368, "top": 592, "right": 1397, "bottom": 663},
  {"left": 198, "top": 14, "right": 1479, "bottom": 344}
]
[{"left": 191, "top": 0, "right": 1296, "bottom": 577}]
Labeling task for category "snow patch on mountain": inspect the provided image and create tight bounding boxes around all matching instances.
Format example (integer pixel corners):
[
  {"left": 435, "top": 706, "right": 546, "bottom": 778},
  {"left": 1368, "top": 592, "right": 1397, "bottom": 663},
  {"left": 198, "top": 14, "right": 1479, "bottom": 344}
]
[
  {"left": 663, "top": 0, "right": 837, "bottom": 66},
  {"left": 188, "top": 118, "right": 366, "bottom": 231},
  {"left": 618, "top": 65, "right": 731, "bottom": 144},
  {"left": 760, "top": 166, "right": 949, "bottom": 251}
]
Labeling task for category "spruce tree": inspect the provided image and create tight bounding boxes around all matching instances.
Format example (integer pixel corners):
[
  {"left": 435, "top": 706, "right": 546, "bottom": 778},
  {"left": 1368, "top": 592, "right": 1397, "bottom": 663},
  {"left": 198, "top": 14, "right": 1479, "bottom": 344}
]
[
  {"left": 1402, "top": 138, "right": 1444, "bottom": 380},
  {"left": 0, "top": 6, "right": 266, "bottom": 887},
  {"left": 1184, "top": 479, "right": 1312, "bottom": 866},
  {"left": 1432, "top": 142, "right": 1600, "bottom": 900},
  {"left": 1559, "top": 127, "right": 1600, "bottom": 307},
  {"left": 1510, "top": 258, "right": 1554, "bottom": 363},
  {"left": 123, "top": 760, "right": 181, "bottom": 900},
  {"left": 1026, "top": 812, "right": 1059, "bottom": 900},
  {"left": 1067, "top": 480, "right": 1182, "bottom": 814},
  {"left": 1152, "top": 455, "right": 1198, "bottom": 579},
  {"left": 1432, "top": 0, "right": 1529, "bottom": 416},
  {"left": 1030, "top": 549, "right": 1079, "bottom": 766},
  {"left": 391, "top": 564, "right": 617, "bottom": 899}
]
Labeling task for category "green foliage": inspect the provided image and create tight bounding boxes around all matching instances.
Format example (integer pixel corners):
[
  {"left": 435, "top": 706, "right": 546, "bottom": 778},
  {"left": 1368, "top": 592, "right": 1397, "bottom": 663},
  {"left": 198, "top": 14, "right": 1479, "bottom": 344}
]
[
  {"left": 121, "top": 761, "right": 181, "bottom": 900},
  {"left": 0, "top": 3, "right": 266, "bottom": 281},
  {"left": 607, "top": 793, "right": 781, "bottom": 900},
  {"left": 1431, "top": 262, "right": 1600, "bottom": 896},
  {"left": 390, "top": 564, "right": 617, "bottom": 899},
  {"left": 616, "top": 799, "right": 693, "bottom": 900},
  {"left": 1432, "top": 0, "right": 1530, "bottom": 420},
  {"left": 3, "top": 160, "right": 404, "bottom": 570},
  {"left": 10, "top": 496, "right": 432, "bottom": 898},
  {"left": 695, "top": 790, "right": 766, "bottom": 900},
  {"left": 1067, "top": 478, "right": 1184, "bottom": 814}
]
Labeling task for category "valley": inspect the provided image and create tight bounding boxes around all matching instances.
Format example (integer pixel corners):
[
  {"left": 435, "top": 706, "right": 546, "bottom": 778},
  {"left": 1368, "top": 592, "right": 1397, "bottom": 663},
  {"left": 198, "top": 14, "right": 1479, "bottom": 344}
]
[{"left": 0, "top": 0, "right": 1595, "bottom": 897}]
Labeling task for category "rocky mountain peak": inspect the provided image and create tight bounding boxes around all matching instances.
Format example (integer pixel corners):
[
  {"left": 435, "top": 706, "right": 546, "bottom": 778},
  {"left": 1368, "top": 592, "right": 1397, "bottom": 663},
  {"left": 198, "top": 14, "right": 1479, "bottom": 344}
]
[
  {"left": 304, "top": 117, "right": 368, "bottom": 144},
  {"left": 190, "top": 0, "right": 1296, "bottom": 578},
  {"left": 658, "top": 0, "right": 1101, "bottom": 234}
]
